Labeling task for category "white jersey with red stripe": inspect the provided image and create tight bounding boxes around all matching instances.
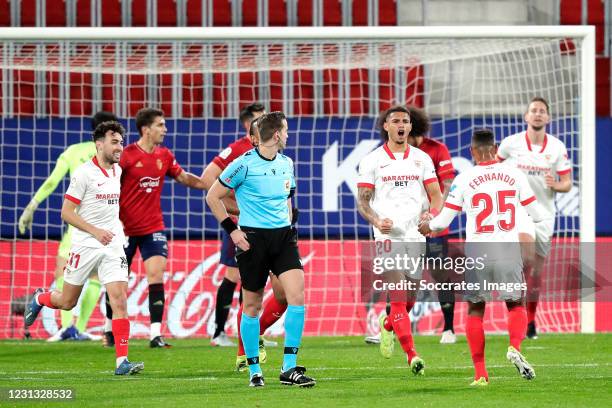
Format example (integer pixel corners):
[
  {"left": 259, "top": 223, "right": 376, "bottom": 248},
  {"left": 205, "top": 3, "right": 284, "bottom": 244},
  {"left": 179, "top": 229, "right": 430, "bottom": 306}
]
[
  {"left": 64, "top": 156, "right": 125, "bottom": 249},
  {"left": 357, "top": 143, "right": 437, "bottom": 240},
  {"left": 444, "top": 161, "right": 537, "bottom": 243},
  {"left": 497, "top": 131, "right": 571, "bottom": 216}
]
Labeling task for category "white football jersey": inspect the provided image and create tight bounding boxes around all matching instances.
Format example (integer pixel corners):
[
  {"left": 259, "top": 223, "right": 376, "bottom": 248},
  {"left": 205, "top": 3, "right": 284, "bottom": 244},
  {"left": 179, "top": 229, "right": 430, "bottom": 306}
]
[
  {"left": 64, "top": 156, "right": 125, "bottom": 249},
  {"left": 445, "top": 161, "right": 537, "bottom": 243},
  {"left": 497, "top": 132, "right": 571, "bottom": 216},
  {"left": 357, "top": 143, "right": 437, "bottom": 240}
]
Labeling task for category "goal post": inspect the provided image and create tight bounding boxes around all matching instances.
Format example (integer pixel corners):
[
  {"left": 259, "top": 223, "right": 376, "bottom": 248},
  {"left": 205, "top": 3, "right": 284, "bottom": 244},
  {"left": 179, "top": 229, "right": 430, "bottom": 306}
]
[{"left": 0, "top": 26, "right": 596, "bottom": 338}]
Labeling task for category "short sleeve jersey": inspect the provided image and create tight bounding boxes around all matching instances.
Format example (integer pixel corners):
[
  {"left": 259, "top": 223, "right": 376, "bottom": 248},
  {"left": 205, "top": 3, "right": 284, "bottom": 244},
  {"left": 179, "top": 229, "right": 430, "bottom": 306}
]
[
  {"left": 357, "top": 143, "right": 438, "bottom": 240},
  {"left": 119, "top": 143, "right": 184, "bottom": 236},
  {"left": 497, "top": 132, "right": 571, "bottom": 216},
  {"left": 219, "top": 148, "right": 295, "bottom": 229},
  {"left": 64, "top": 156, "right": 125, "bottom": 249},
  {"left": 212, "top": 135, "right": 254, "bottom": 170},
  {"left": 444, "top": 161, "right": 537, "bottom": 242}
]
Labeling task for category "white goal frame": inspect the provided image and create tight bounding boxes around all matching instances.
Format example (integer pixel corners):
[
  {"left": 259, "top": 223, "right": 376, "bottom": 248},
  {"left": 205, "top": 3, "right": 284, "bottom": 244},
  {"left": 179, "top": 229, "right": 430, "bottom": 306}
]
[{"left": 0, "top": 25, "right": 596, "bottom": 333}]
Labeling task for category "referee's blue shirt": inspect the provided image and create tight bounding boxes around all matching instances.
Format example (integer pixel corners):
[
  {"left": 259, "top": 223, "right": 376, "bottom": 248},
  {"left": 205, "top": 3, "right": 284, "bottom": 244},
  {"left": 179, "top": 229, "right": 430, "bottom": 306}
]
[{"left": 219, "top": 148, "right": 296, "bottom": 229}]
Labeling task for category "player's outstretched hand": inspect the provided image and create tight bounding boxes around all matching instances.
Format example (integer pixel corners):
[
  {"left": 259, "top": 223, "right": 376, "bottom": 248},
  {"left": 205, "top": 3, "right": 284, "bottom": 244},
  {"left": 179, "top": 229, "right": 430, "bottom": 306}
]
[
  {"left": 93, "top": 228, "right": 115, "bottom": 246},
  {"left": 231, "top": 229, "right": 250, "bottom": 251},
  {"left": 376, "top": 218, "right": 393, "bottom": 234},
  {"left": 18, "top": 199, "right": 39, "bottom": 234}
]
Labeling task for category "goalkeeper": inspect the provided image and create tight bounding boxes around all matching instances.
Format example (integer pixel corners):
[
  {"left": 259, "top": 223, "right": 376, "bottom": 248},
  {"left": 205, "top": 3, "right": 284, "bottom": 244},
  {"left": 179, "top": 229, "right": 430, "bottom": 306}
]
[{"left": 18, "top": 111, "right": 119, "bottom": 341}]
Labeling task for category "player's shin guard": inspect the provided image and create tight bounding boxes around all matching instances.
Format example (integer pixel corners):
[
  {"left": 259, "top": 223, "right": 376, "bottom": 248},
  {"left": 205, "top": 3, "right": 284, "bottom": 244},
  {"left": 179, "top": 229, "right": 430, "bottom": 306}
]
[
  {"left": 507, "top": 305, "right": 527, "bottom": 351},
  {"left": 466, "top": 315, "right": 488, "bottom": 380},
  {"left": 241, "top": 313, "right": 262, "bottom": 377},
  {"left": 214, "top": 278, "right": 237, "bottom": 338},
  {"left": 390, "top": 301, "right": 417, "bottom": 363},
  {"left": 112, "top": 318, "right": 130, "bottom": 367},
  {"left": 75, "top": 279, "right": 102, "bottom": 332},
  {"left": 282, "top": 305, "right": 305, "bottom": 372},
  {"left": 260, "top": 296, "right": 287, "bottom": 334}
]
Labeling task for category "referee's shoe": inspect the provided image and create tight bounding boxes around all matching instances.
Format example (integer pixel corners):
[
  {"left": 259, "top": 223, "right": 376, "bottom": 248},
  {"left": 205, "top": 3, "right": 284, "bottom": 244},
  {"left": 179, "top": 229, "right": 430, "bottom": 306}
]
[{"left": 279, "top": 366, "right": 316, "bottom": 387}]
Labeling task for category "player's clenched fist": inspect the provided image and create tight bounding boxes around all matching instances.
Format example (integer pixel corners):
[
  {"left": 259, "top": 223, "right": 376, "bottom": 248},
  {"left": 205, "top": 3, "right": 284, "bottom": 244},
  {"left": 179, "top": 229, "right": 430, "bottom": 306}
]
[
  {"left": 93, "top": 228, "right": 115, "bottom": 246},
  {"left": 375, "top": 218, "right": 394, "bottom": 234}
]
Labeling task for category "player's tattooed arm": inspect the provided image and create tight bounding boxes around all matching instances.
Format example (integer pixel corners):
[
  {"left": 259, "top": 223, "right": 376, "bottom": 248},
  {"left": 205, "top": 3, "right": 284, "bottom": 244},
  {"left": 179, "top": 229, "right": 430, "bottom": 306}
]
[{"left": 357, "top": 187, "right": 392, "bottom": 233}]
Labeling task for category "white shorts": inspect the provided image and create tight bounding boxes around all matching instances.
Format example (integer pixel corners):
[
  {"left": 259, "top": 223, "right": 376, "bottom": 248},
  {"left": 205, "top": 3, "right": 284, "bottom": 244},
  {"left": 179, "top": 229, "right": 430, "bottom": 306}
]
[
  {"left": 464, "top": 257, "right": 525, "bottom": 303},
  {"left": 63, "top": 245, "right": 129, "bottom": 286},
  {"left": 374, "top": 237, "right": 426, "bottom": 280},
  {"left": 516, "top": 208, "right": 554, "bottom": 257}
]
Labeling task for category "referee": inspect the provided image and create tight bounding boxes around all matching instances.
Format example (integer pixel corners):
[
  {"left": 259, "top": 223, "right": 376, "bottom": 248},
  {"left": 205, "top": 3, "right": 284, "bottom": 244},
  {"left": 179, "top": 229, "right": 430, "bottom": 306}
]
[{"left": 206, "top": 111, "right": 315, "bottom": 388}]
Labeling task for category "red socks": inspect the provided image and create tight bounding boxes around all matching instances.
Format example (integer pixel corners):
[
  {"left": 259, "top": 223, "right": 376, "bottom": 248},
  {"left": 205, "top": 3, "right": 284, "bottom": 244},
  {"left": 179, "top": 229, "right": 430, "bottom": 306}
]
[
  {"left": 507, "top": 306, "right": 527, "bottom": 351},
  {"left": 237, "top": 297, "right": 287, "bottom": 356},
  {"left": 466, "top": 315, "right": 488, "bottom": 380},
  {"left": 36, "top": 292, "right": 54, "bottom": 308},
  {"left": 237, "top": 304, "right": 245, "bottom": 356},
  {"left": 526, "top": 272, "right": 540, "bottom": 323},
  {"left": 112, "top": 318, "right": 130, "bottom": 361},
  {"left": 259, "top": 296, "right": 287, "bottom": 331},
  {"left": 388, "top": 301, "right": 418, "bottom": 363}
]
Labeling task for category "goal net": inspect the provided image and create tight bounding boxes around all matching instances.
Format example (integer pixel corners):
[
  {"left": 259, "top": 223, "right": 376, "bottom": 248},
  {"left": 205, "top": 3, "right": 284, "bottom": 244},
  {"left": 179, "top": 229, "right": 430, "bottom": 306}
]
[{"left": 0, "top": 27, "right": 595, "bottom": 339}]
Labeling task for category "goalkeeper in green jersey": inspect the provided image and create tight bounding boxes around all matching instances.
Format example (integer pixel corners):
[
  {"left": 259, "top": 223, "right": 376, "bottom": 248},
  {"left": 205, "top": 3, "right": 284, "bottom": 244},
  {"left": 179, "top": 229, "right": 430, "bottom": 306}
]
[{"left": 18, "top": 111, "right": 118, "bottom": 342}]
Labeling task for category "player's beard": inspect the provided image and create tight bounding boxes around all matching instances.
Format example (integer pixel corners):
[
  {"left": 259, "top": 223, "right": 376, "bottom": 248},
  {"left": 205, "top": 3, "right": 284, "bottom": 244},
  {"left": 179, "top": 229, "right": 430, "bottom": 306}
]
[
  {"left": 531, "top": 125, "right": 545, "bottom": 132},
  {"left": 105, "top": 150, "right": 121, "bottom": 164}
]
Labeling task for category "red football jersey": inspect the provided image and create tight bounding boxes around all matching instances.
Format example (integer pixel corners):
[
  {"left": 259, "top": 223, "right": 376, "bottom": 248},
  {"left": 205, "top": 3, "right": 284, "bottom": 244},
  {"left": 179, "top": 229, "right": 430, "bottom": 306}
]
[
  {"left": 212, "top": 135, "right": 254, "bottom": 170},
  {"left": 119, "top": 143, "right": 183, "bottom": 236},
  {"left": 418, "top": 137, "right": 455, "bottom": 237}
]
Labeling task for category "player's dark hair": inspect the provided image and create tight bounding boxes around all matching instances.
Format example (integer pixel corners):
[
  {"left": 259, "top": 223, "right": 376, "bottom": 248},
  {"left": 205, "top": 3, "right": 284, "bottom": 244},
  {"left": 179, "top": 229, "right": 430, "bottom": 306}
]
[
  {"left": 407, "top": 105, "right": 430, "bottom": 137},
  {"left": 258, "top": 111, "right": 287, "bottom": 143},
  {"left": 92, "top": 121, "right": 125, "bottom": 142},
  {"left": 239, "top": 102, "right": 266, "bottom": 124},
  {"left": 249, "top": 116, "right": 261, "bottom": 137},
  {"left": 377, "top": 105, "right": 410, "bottom": 142},
  {"left": 135, "top": 108, "right": 164, "bottom": 136},
  {"left": 91, "top": 111, "right": 118, "bottom": 130},
  {"left": 528, "top": 96, "right": 550, "bottom": 114},
  {"left": 471, "top": 128, "right": 495, "bottom": 148}
]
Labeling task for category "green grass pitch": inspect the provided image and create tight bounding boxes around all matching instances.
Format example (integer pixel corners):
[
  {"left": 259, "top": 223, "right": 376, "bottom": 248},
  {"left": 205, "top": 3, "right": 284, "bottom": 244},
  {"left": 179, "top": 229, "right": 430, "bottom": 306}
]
[{"left": 0, "top": 334, "right": 610, "bottom": 407}]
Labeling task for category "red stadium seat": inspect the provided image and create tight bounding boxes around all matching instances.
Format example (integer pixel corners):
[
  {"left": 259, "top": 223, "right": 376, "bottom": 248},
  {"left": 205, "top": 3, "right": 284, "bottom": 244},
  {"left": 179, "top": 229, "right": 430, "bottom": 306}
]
[
  {"left": 186, "top": 0, "right": 203, "bottom": 26},
  {"left": 293, "top": 69, "right": 314, "bottom": 115},
  {"left": 349, "top": 68, "right": 368, "bottom": 114},
  {"left": 20, "top": 0, "right": 36, "bottom": 26},
  {"left": 268, "top": 0, "right": 288, "bottom": 26},
  {"left": 131, "top": 0, "right": 148, "bottom": 26},
  {"left": 297, "top": 0, "right": 313, "bottom": 25},
  {"left": 378, "top": 0, "right": 396, "bottom": 26},
  {"left": 157, "top": 0, "right": 178, "bottom": 26},
  {"left": 352, "top": 0, "right": 368, "bottom": 25},
  {"left": 0, "top": 0, "right": 11, "bottom": 26},
  {"left": 14, "top": 70, "right": 35, "bottom": 115},
  {"left": 242, "top": 0, "right": 258, "bottom": 26},
  {"left": 213, "top": 0, "right": 232, "bottom": 26},
  {"left": 323, "top": 0, "right": 341, "bottom": 25},
  {"left": 596, "top": 57, "right": 610, "bottom": 116},
  {"left": 101, "top": 0, "right": 122, "bottom": 26},
  {"left": 46, "top": 0, "right": 67, "bottom": 26},
  {"left": 76, "top": 0, "right": 92, "bottom": 26}
]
